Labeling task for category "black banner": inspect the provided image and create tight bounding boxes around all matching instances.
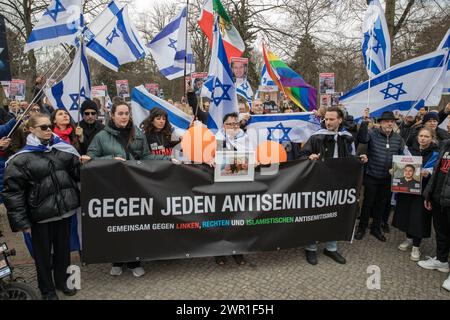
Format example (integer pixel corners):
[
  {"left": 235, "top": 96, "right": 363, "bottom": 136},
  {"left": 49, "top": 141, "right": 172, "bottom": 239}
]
[
  {"left": 81, "top": 158, "right": 363, "bottom": 264},
  {"left": 0, "top": 15, "right": 11, "bottom": 81}
]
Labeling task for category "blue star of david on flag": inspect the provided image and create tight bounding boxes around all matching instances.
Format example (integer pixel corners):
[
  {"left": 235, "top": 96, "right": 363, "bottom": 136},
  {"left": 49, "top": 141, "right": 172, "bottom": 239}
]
[
  {"left": 212, "top": 78, "right": 232, "bottom": 106},
  {"left": 241, "top": 82, "right": 249, "bottom": 91},
  {"left": 267, "top": 123, "right": 292, "bottom": 143},
  {"left": 168, "top": 38, "right": 177, "bottom": 51},
  {"left": 106, "top": 28, "right": 120, "bottom": 46},
  {"left": 43, "top": 0, "right": 66, "bottom": 22},
  {"left": 380, "top": 82, "right": 407, "bottom": 101},
  {"left": 69, "top": 87, "right": 87, "bottom": 110},
  {"left": 372, "top": 41, "right": 382, "bottom": 54}
]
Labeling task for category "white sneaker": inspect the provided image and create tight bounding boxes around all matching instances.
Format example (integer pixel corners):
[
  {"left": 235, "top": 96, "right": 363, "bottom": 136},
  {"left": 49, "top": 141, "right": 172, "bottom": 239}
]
[
  {"left": 442, "top": 275, "right": 450, "bottom": 292},
  {"left": 398, "top": 238, "right": 413, "bottom": 251},
  {"left": 410, "top": 247, "right": 421, "bottom": 261},
  {"left": 110, "top": 266, "right": 123, "bottom": 276},
  {"left": 129, "top": 267, "right": 145, "bottom": 277},
  {"left": 418, "top": 256, "right": 450, "bottom": 273}
]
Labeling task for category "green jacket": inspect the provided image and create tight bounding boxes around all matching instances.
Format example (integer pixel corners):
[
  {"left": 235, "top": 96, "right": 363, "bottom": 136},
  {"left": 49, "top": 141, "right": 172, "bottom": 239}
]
[{"left": 87, "top": 121, "right": 168, "bottom": 160}]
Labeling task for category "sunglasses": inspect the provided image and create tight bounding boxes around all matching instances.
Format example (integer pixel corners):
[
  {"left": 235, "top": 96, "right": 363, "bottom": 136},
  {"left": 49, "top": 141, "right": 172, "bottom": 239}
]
[
  {"left": 84, "top": 111, "right": 97, "bottom": 116},
  {"left": 35, "top": 124, "right": 52, "bottom": 131}
]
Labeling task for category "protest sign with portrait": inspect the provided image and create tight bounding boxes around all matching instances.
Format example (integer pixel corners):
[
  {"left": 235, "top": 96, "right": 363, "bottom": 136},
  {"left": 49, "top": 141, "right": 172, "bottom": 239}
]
[
  {"left": 391, "top": 156, "right": 422, "bottom": 195},
  {"left": 145, "top": 83, "right": 159, "bottom": 96},
  {"left": 319, "top": 73, "right": 335, "bottom": 94},
  {"left": 230, "top": 57, "right": 248, "bottom": 84},
  {"left": 9, "top": 79, "right": 26, "bottom": 101},
  {"left": 191, "top": 72, "right": 208, "bottom": 95},
  {"left": 116, "top": 80, "right": 129, "bottom": 98}
]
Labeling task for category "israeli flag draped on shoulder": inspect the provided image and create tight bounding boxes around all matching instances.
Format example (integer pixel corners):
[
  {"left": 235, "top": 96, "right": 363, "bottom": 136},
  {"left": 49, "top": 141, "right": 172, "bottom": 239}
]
[
  {"left": 85, "top": 0, "right": 147, "bottom": 72},
  {"left": 147, "top": 6, "right": 195, "bottom": 80},
  {"left": 362, "top": 0, "right": 391, "bottom": 78},
  {"left": 202, "top": 16, "right": 238, "bottom": 132},
  {"left": 438, "top": 28, "right": 450, "bottom": 95},
  {"left": 25, "top": 0, "right": 84, "bottom": 53},
  {"left": 236, "top": 80, "right": 253, "bottom": 108},
  {"left": 45, "top": 45, "right": 91, "bottom": 121},
  {"left": 131, "top": 85, "right": 193, "bottom": 138},
  {"left": 340, "top": 49, "right": 449, "bottom": 121},
  {"left": 6, "top": 133, "right": 80, "bottom": 166},
  {"left": 246, "top": 112, "right": 321, "bottom": 145}
]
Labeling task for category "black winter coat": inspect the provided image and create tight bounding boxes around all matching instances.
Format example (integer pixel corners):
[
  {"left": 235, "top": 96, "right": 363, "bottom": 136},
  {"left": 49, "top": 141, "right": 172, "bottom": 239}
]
[
  {"left": 2, "top": 149, "right": 81, "bottom": 232},
  {"left": 424, "top": 140, "right": 450, "bottom": 207},
  {"left": 78, "top": 120, "right": 104, "bottom": 155}
]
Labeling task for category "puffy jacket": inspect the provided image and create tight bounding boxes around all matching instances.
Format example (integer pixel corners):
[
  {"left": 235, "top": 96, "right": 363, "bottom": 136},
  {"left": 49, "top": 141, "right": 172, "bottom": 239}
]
[
  {"left": 2, "top": 149, "right": 81, "bottom": 232},
  {"left": 87, "top": 121, "right": 167, "bottom": 160},
  {"left": 78, "top": 120, "right": 104, "bottom": 155},
  {"left": 365, "top": 128, "right": 405, "bottom": 179}
]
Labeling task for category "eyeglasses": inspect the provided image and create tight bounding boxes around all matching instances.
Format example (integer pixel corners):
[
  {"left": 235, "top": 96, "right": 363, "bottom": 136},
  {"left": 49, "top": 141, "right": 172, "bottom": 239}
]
[
  {"left": 84, "top": 111, "right": 97, "bottom": 116},
  {"left": 35, "top": 124, "right": 52, "bottom": 131},
  {"left": 224, "top": 122, "right": 239, "bottom": 127}
]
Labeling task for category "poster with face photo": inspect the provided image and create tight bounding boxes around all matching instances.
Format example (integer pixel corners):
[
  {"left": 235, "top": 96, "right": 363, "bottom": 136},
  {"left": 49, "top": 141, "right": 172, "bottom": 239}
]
[
  {"left": 320, "top": 94, "right": 331, "bottom": 107},
  {"left": 9, "top": 79, "right": 26, "bottom": 101},
  {"left": 230, "top": 57, "right": 248, "bottom": 84},
  {"left": 145, "top": 83, "right": 159, "bottom": 96},
  {"left": 214, "top": 151, "right": 256, "bottom": 182},
  {"left": 391, "top": 156, "right": 422, "bottom": 195},
  {"left": 191, "top": 72, "right": 208, "bottom": 95},
  {"left": 116, "top": 80, "right": 129, "bottom": 98},
  {"left": 1, "top": 81, "right": 10, "bottom": 98},
  {"left": 331, "top": 93, "right": 341, "bottom": 106},
  {"left": 319, "top": 73, "right": 335, "bottom": 94}
]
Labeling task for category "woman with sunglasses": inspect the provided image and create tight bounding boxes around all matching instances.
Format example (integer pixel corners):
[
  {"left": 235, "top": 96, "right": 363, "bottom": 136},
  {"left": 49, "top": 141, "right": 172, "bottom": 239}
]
[
  {"left": 50, "top": 109, "right": 80, "bottom": 151},
  {"left": 3, "top": 113, "right": 81, "bottom": 300}
]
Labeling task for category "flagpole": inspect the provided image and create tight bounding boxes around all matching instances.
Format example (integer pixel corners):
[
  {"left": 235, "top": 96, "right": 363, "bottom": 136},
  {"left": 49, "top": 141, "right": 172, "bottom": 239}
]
[
  {"left": 77, "top": 37, "right": 84, "bottom": 124},
  {"left": 366, "top": 27, "right": 374, "bottom": 118},
  {"left": 183, "top": 0, "right": 189, "bottom": 104}
]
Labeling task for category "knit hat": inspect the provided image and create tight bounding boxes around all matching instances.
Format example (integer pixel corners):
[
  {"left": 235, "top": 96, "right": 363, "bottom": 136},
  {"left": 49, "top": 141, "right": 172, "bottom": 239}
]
[
  {"left": 422, "top": 112, "right": 439, "bottom": 124},
  {"left": 80, "top": 99, "right": 98, "bottom": 114}
]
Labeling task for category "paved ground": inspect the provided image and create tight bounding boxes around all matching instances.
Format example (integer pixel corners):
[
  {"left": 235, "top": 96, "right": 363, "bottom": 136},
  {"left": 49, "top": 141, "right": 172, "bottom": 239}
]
[{"left": 1, "top": 205, "right": 449, "bottom": 300}]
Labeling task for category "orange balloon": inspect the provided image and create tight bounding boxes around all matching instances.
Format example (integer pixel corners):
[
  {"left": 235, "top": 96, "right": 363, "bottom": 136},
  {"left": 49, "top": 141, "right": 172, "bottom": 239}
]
[
  {"left": 181, "top": 125, "right": 216, "bottom": 163},
  {"left": 256, "top": 140, "right": 287, "bottom": 165}
]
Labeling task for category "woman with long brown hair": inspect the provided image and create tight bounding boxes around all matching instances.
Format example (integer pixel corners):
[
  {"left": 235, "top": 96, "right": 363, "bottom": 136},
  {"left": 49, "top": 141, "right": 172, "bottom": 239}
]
[{"left": 50, "top": 109, "right": 80, "bottom": 151}]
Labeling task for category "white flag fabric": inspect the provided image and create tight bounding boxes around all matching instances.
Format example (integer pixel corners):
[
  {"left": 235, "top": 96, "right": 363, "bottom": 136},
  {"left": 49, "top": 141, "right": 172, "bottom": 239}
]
[
  {"left": 85, "top": 1, "right": 147, "bottom": 71},
  {"left": 260, "top": 64, "right": 275, "bottom": 86},
  {"left": 25, "top": 0, "right": 83, "bottom": 53},
  {"left": 236, "top": 80, "right": 253, "bottom": 108},
  {"left": 201, "top": 17, "right": 238, "bottom": 132},
  {"left": 438, "top": 28, "right": 450, "bottom": 95},
  {"left": 246, "top": 112, "right": 321, "bottom": 145},
  {"left": 131, "top": 85, "right": 193, "bottom": 138},
  {"left": 341, "top": 49, "right": 449, "bottom": 121},
  {"left": 147, "top": 6, "right": 195, "bottom": 80},
  {"left": 45, "top": 45, "right": 91, "bottom": 121},
  {"left": 362, "top": 0, "right": 391, "bottom": 78}
]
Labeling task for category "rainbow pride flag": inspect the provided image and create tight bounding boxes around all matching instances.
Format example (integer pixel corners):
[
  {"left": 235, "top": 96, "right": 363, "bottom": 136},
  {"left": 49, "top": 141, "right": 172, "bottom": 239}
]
[{"left": 262, "top": 44, "right": 317, "bottom": 111}]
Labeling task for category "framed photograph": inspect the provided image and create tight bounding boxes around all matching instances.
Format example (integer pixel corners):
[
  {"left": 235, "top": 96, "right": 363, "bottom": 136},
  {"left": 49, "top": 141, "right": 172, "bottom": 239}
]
[
  {"left": 391, "top": 155, "right": 422, "bottom": 195},
  {"left": 116, "top": 80, "right": 129, "bottom": 98},
  {"left": 230, "top": 57, "right": 248, "bottom": 84},
  {"left": 145, "top": 83, "right": 159, "bottom": 96},
  {"left": 214, "top": 151, "right": 256, "bottom": 182},
  {"left": 191, "top": 72, "right": 208, "bottom": 96}
]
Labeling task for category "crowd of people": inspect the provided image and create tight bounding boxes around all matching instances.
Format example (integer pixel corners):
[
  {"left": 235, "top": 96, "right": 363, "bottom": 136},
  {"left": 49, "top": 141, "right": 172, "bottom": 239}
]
[{"left": 1, "top": 76, "right": 450, "bottom": 299}]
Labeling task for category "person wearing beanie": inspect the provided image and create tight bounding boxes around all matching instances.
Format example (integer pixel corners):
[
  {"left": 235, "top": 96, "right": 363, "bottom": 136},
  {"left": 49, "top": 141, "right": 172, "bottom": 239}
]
[
  {"left": 76, "top": 99, "right": 104, "bottom": 155},
  {"left": 406, "top": 111, "right": 450, "bottom": 148}
]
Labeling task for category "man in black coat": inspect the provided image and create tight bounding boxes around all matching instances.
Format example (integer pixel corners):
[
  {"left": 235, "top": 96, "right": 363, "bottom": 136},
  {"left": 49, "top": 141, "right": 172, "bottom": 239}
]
[{"left": 76, "top": 99, "right": 104, "bottom": 155}]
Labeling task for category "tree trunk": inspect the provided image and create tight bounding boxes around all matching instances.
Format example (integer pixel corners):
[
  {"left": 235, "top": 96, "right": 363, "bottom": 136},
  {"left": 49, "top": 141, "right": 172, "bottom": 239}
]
[{"left": 384, "top": 0, "right": 395, "bottom": 44}]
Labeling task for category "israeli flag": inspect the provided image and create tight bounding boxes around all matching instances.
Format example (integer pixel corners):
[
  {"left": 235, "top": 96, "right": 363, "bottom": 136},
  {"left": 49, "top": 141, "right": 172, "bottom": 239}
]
[
  {"left": 246, "top": 112, "right": 321, "bottom": 145},
  {"left": 438, "top": 28, "right": 450, "bottom": 94},
  {"left": 131, "top": 85, "right": 192, "bottom": 138},
  {"left": 147, "top": 6, "right": 195, "bottom": 80},
  {"left": 25, "top": 0, "right": 83, "bottom": 53},
  {"left": 236, "top": 80, "right": 253, "bottom": 108},
  {"left": 260, "top": 64, "right": 275, "bottom": 86},
  {"left": 202, "top": 17, "right": 238, "bottom": 132},
  {"left": 85, "top": 1, "right": 147, "bottom": 72},
  {"left": 341, "top": 49, "right": 449, "bottom": 121},
  {"left": 45, "top": 45, "right": 91, "bottom": 121},
  {"left": 362, "top": 0, "right": 391, "bottom": 78}
]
